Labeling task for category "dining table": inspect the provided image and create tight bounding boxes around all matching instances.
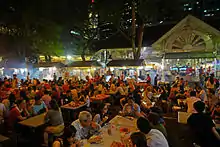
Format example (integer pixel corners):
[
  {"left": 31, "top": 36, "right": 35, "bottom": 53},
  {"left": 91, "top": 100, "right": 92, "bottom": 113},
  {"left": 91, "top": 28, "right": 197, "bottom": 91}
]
[
  {"left": 61, "top": 102, "right": 88, "bottom": 123},
  {"left": 18, "top": 113, "right": 47, "bottom": 147},
  {"left": 90, "top": 94, "right": 110, "bottom": 102},
  {"left": 0, "top": 134, "right": 11, "bottom": 146},
  {"left": 61, "top": 102, "right": 88, "bottom": 110},
  {"left": 19, "top": 113, "right": 46, "bottom": 128},
  {"left": 87, "top": 115, "right": 138, "bottom": 147}
]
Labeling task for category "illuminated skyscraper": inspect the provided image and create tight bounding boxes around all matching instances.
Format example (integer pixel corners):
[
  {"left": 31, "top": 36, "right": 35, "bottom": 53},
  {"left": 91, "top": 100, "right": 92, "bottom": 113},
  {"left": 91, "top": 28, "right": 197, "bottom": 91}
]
[
  {"left": 88, "top": 0, "right": 99, "bottom": 39},
  {"left": 88, "top": 0, "right": 98, "bottom": 29},
  {"left": 183, "top": 0, "right": 220, "bottom": 19}
]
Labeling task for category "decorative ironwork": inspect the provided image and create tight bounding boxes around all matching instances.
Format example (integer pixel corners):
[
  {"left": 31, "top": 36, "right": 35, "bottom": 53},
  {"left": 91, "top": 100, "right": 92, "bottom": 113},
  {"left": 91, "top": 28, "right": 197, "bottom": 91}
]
[{"left": 171, "top": 31, "right": 206, "bottom": 52}]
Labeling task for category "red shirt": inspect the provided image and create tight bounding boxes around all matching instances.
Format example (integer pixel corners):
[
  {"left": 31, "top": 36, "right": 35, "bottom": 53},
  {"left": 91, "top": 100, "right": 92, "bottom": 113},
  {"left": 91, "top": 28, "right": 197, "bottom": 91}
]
[
  {"left": 62, "top": 84, "right": 69, "bottom": 92},
  {"left": 147, "top": 76, "right": 151, "bottom": 82},
  {"left": 44, "top": 83, "right": 50, "bottom": 89},
  {"left": 8, "top": 107, "right": 21, "bottom": 128}
]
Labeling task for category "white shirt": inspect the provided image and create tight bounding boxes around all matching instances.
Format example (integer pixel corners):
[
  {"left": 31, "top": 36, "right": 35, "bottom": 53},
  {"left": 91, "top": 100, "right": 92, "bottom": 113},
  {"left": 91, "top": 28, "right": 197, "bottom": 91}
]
[
  {"left": 199, "top": 90, "right": 207, "bottom": 102},
  {"left": 146, "top": 129, "right": 169, "bottom": 147},
  {"left": 186, "top": 97, "right": 201, "bottom": 113},
  {"left": 71, "top": 119, "right": 101, "bottom": 140},
  {"left": 71, "top": 119, "right": 90, "bottom": 140}
]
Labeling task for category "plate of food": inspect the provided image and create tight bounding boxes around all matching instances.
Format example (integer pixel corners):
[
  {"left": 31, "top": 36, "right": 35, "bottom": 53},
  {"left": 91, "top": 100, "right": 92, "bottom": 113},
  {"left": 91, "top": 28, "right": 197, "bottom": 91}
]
[
  {"left": 119, "top": 127, "right": 130, "bottom": 133},
  {"left": 110, "top": 141, "right": 124, "bottom": 147},
  {"left": 88, "top": 135, "right": 103, "bottom": 144}
]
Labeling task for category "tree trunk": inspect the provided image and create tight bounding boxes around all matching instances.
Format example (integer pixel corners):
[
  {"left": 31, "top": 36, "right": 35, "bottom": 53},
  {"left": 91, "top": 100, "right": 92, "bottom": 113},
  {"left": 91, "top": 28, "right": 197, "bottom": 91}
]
[
  {"left": 137, "top": 22, "right": 144, "bottom": 59},
  {"left": 81, "top": 49, "right": 86, "bottom": 62},
  {"left": 131, "top": 1, "right": 136, "bottom": 60},
  {"left": 48, "top": 55, "right": 51, "bottom": 62}
]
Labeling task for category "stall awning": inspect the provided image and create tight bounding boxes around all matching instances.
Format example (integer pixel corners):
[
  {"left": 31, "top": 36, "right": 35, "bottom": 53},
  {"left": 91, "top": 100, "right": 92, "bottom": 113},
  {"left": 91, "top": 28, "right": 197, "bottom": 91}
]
[
  {"left": 34, "top": 62, "right": 65, "bottom": 68},
  {"left": 107, "top": 59, "right": 144, "bottom": 67},
  {"left": 4, "top": 60, "right": 29, "bottom": 68},
  {"left": 165, "top": 52, "right": 216, "bottom": 59},
  {"left": 67, "top": 61, "right": 101, "bottom": 67}
]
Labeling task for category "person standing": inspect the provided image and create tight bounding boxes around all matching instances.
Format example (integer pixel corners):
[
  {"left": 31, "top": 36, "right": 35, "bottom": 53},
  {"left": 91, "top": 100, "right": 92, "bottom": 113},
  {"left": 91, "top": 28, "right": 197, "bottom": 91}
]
[
  {"left": 146, "top": 74, "right": 151, "bottom": 83},
  {"left": 154, "top": 74, "right": 158, "bottom": 86},
  {"left": 12, "top": 74, "right": 18, "bottom": 88},
  {"left": 53, "top": 73, "right": 57, "bottom": 82}
]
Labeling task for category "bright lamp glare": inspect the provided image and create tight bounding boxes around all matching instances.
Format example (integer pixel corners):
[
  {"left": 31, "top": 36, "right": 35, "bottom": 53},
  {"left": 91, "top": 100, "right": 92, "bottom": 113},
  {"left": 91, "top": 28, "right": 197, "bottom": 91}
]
[{"left": 67, "top": 55, "right": 72, "bottom": 60}]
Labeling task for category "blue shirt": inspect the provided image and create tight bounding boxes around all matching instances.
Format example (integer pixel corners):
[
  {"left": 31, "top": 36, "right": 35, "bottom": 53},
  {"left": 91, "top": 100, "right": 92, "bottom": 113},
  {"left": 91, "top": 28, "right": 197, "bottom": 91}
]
[{"left": 33, "top": 101, "right": 47, "bottom": 114}]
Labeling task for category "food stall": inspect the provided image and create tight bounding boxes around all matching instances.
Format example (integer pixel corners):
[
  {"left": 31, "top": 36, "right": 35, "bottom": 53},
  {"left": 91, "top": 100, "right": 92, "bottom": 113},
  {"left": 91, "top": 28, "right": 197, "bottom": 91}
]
[
  {"left": 107, "top": 59, "right": 154, "bottom": 80},
  {"left": 152, "top": 15, "right": 220, "bottom": 82},
  {"left": 66, "top": 61, "right": 102, "bottom": 80},
  {"left": 33, "top": 62, "right": 65, "bottom": 80}
]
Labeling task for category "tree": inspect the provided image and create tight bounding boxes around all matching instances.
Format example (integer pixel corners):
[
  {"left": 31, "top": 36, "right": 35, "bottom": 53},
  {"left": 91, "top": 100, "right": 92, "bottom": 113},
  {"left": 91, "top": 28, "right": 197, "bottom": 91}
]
[
  {"left": 1, "top": 0, "right": 91, "bottom": 62},
  {"left": 97, "top": 0, "right": 183, "bottom": 59},
  {"left": 70, "top": 20, "right": 97, "bottom": 61},
  {"left": 32, "top": 21, "right": 64, "bottom": 61}
]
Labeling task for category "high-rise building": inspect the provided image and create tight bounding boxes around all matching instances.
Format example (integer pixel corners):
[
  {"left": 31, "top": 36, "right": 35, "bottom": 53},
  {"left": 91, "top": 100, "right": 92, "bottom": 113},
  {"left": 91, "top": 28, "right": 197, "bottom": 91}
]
[
  {"left": 183, "top": 0, "right": 220, "bottom": 19},
  {"left": 88, "top": 0, "right": 99, "bottom": 39}
]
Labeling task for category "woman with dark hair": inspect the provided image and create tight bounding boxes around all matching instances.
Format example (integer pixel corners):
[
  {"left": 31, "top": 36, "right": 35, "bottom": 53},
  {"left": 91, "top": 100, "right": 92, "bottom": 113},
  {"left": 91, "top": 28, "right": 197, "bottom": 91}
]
[
  {"left": 44, "top": 99, "right": 64, "bottom": 146},
  {"left": 52, "top": 126, "right": 79, "bottom": 147},
  {"left": 8, "top": 100, "right": 28, "bottom": 130},
  {"left": 8, "top": 93, "right": 16, "bottom": 108},
  {"left": 207, "top": 88, "right": 218, "bottom": 111},
  {"left": 93, "top": 103, "right": 109, "bottom": 126},
  {"left": 33, "top": 96, "right": 48, "bottom": 115},
  {"left": 206, "top": 76, "right": 215, "bottom": 90},
  {"left": 130, "top": 132, "right": 148, "bottom": 147},
  {"left": 158, "top": 86, "right": 168, "bottom": 101}
]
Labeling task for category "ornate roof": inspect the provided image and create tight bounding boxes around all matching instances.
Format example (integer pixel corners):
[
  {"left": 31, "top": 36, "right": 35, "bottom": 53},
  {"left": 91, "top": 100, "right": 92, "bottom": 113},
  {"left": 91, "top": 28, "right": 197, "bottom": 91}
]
[{"left": 152, "top": 15, "right": 220, "bottom": 54}]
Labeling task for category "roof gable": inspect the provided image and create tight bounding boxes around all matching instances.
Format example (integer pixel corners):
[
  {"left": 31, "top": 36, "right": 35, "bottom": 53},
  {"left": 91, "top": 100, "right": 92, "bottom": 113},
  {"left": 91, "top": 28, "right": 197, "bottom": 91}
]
[{"left": 152, "top": 15, "right": 220, "bottom": 49}]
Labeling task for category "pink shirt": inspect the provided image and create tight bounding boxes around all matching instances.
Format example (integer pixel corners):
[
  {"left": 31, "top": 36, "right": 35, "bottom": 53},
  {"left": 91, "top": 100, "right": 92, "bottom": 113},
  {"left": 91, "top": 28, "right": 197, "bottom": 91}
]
[{"left": 41, "top": 94, "right": 51, "bottom": 108}]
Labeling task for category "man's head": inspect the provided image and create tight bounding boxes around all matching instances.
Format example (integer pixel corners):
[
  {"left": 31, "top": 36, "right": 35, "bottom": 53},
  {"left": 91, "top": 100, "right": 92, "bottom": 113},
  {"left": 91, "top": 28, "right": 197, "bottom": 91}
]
[
  {"left": 215, "top": 102, "right": 220, "bottom": 112},
  {"left": 137, "top": 117, "right": 151, "bottom": 134},
  {"left": 35, "top": 95, "right": 41, "bottom": 104},
  {"left": 190, "top": 91, "right": 196, "bottom": 97},
  {"left": 79, "top": 111, "right": 92, "bottom": 127},
  {"left": 193, "top": 101, "right": 205, "bottom": 113},
  {"left": 16, "top": 99, "right": 26, "bottom": 109},
  {"left": 127, "top": 97, "right": 134, "bottom": 105}
]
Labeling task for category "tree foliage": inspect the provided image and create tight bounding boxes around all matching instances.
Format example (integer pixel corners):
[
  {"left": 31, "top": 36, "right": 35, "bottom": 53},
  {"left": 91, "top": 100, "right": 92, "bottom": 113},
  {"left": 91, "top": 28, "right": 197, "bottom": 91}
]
[
  {"left": 97, "top": 0, "right": 183, "bottom": 59},
  {"left": 70, "top": 20, "right": 98, "bottom": 61},
  {"left": 0, "top": 0, "right": 91, "bottom": 60}
]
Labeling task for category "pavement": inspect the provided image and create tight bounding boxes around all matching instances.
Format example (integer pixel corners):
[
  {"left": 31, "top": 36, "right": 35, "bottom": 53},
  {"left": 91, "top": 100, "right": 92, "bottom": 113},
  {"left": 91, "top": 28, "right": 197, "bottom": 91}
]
[{"left": 164, "top": 116, "right": 194, "bottom": 147}]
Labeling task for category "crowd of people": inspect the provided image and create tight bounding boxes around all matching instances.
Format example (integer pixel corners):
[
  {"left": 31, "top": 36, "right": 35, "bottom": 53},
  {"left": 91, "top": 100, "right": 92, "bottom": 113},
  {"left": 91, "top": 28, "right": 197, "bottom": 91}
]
[{"left": 0, "top": 72, "right": 219, "bottom": 147}]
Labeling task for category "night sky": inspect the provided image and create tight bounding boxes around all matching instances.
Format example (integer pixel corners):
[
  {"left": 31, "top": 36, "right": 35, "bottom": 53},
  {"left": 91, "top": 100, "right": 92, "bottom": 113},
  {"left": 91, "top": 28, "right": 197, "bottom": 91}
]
[{"left": 0, "top": 0, "right": 91, "bottom": 25}]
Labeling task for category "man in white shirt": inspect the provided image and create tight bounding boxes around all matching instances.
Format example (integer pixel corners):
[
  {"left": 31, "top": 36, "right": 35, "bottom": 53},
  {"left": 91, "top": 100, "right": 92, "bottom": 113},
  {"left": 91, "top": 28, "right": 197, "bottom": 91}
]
[
  {"left": 137, "top": 117, "right": 169, "bottom": 147},
  {"left": 71, "top": 111, "right": 101, "bottom": 140},
  {"left": 186, "top": 91, "right": 201, "bottom": 113}
]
